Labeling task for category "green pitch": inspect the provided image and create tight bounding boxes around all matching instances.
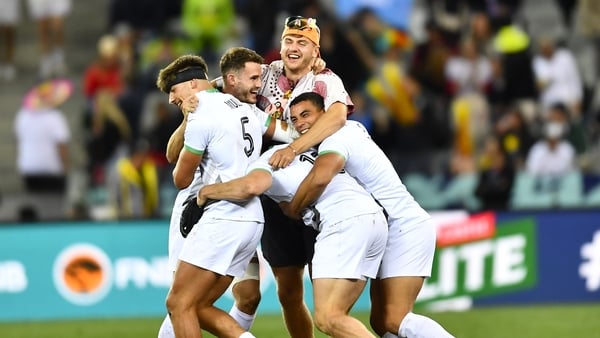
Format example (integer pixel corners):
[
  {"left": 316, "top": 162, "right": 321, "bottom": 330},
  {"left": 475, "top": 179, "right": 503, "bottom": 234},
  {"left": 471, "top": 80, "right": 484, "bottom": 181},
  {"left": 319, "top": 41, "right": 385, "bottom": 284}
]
[{"left": 1, "top": 303, "right": 599, "bottom": 338}]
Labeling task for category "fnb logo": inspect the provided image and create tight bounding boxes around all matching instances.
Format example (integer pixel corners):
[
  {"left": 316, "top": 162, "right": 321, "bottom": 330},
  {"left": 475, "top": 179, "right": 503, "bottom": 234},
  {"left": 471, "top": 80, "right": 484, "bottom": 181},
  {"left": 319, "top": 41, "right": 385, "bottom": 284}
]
[{"left": 53, "top": 243, "right": 113, "bottom": 306}]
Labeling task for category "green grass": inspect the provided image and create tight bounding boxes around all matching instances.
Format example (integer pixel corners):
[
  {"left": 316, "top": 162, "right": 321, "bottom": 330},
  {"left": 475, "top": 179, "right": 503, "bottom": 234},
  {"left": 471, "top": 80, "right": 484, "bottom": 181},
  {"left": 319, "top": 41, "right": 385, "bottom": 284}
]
[{"left": 1, "top": 303, "right": 599, "bottom": 338}]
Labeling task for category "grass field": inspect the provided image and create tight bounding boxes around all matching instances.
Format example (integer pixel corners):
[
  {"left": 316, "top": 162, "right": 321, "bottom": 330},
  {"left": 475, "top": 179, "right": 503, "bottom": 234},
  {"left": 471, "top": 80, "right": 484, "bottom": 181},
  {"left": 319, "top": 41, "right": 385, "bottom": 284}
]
[{"left": 1, "top": 303, "right": 599, "bottom": 338}]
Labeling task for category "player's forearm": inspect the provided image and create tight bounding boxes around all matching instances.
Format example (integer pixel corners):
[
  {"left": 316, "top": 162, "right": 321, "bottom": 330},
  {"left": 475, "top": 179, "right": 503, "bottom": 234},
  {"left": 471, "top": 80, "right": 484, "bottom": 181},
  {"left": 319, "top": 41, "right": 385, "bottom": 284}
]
[
  {"left": 288, "top": 102, "right": 346, "bottom": 153},
  {"left": 289, "top": 173, "right": 326, "bottom": 216},
  {"left": 166, "top": 122, "right": 186, "bottom": 163},
  {"left": 199, "top": 172, "right": 271, "bottom": 202}
]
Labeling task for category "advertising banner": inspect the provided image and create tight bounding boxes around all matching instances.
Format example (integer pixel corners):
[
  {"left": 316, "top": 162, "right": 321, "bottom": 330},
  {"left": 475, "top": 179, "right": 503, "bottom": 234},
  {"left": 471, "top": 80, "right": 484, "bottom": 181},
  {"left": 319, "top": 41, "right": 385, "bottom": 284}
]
[{"left": 1, "top": 210, "right": 599, "bottom": 321}]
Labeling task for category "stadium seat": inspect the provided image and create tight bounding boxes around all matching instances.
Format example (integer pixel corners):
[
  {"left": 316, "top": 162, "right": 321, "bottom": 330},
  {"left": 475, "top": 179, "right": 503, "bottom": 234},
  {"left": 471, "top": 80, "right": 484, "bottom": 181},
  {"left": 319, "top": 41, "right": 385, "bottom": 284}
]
[
  {"left": 402, "top": 172, "right": 447, "bottom": 210},
  {"left": 510, "top": 171, "right": 554, "bottom": 209},
  {"left": 556, "top": 171, "right": 584, "bottom": 208}
]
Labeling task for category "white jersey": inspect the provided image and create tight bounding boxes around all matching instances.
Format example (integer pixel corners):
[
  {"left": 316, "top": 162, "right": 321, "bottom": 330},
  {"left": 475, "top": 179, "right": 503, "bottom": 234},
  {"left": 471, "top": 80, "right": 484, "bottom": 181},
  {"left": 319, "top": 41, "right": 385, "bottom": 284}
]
[
  {"left": 167, "top": 99, "right": 271, "bottom": 271},
  {"left": 256, "top": 60, "right": 353, "bottom": 123},
  {"left": 248, "top": 145, "right": 381, "bottom": 228},
  {"left": 184, "top": 88, "right": 264, "bottom": 222},
  {"left": 318, "top": 120, "right": 431, "bottom": 225}
]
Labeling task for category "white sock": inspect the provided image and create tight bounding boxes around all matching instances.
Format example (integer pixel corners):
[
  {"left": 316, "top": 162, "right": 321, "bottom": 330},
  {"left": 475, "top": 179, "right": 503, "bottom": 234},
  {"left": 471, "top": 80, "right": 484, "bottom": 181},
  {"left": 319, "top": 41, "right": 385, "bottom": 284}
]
[
  {"left": 238, "top": 332, "right": 256, "bottom": 338},
  {"left": 157, "top": 314, "right": 175, "bottom": 338},
  {"left": 399, "top": 312, "right": 455, "bottom": 338},
  {"left": 229, "top": 304, "right": 256, "bottom": 331}
]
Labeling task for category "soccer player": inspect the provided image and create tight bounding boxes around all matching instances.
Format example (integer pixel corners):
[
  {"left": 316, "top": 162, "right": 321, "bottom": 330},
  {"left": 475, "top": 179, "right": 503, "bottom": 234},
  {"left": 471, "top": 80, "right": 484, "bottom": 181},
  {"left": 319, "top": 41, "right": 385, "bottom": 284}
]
[
  {"left": 156, "top": 54, "right": 263, "bottom": 338},
  {"left": 254, "top": 16, "right": 353, "bottom": 338},
  {"left": 196, "top": 144, "right": 388, "bottom": 338},
  {"left": 284, "top": 92, "right": 456, "bottom": 338}
]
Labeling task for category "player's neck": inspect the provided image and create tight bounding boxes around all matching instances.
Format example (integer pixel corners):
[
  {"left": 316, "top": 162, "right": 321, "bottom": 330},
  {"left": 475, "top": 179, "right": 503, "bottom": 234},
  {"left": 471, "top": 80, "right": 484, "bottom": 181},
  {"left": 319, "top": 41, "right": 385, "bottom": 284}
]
[{"left": 283, "top": 67, "right": 310, "bottom": 86}]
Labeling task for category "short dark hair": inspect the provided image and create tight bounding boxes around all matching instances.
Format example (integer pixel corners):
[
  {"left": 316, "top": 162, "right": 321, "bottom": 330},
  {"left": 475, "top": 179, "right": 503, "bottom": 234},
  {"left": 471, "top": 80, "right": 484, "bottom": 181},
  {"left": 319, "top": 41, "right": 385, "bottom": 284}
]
[
  {"left": 156, "top": 54, "right": 209, "bottom": 93},
  {"left": 220, "top": 47, "right": 264, "bottom": 76},
  {"left": 289, "top": 92, "right": 325, "bottom": 111}
]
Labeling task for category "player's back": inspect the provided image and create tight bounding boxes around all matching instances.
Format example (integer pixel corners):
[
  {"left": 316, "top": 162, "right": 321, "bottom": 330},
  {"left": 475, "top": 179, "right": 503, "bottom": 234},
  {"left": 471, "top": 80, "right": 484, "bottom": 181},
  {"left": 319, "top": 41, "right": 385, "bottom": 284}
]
[
  {"left": 319, "top": 121, "right": 430, "bottom": 225},
  {"left": 252, "top": 145, "right": 382, "bottom": 228}
]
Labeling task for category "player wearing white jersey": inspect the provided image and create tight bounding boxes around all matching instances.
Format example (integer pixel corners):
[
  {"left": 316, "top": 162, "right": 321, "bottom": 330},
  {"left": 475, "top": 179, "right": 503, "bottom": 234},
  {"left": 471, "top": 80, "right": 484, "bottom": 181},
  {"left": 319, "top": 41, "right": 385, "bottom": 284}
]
[
  {"left": 158, "top": 48, "right": 303, "bottom": 338},
  {"left": 252, "top": 16, "right": 354, "bottom": 338},
  {"left": 284, "top": 92, "right": 455, "bottom": 338},
  {"left": 156, "top": 54, "right": 263, "bottom": 338},
  {"left": 196, "top": 143, "right": 388, "bottom": 338}
]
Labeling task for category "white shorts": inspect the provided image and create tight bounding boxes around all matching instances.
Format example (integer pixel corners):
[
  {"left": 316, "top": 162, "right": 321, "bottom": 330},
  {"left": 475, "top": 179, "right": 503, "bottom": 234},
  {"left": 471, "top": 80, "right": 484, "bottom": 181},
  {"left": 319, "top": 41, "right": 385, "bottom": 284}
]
[
  {"left": 0, "top": 0, "right": 20, "bottom": 24},
  {"left": 167, "top": 191, "right": 189, "bottom": 272},
  {"left": 377, "top": 218, "right": 436, "bottom": 279},
  {"left": 179, "top": 218, "right": 263, "bottom": 278},
  {"left": 312, "top": 211, "right": 388, "bottom": 280},
  {"left": 27, "top": 0, "right": 71, "bottom": 19}
]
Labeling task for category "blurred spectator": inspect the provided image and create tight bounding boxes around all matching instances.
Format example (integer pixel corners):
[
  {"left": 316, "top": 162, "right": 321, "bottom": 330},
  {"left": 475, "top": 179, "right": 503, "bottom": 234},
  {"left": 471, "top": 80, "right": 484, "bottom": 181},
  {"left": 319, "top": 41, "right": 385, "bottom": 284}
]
[
  {"left": 317, "top": 13, "right": 373, "bottom": 93},
  {"left": 495, "top": 106, "right": 536, "bottom": 170},
  {"left": 546, "top": 102, "right": 588, "bottom": 156},
  {"left": 575, "top": 0, "right": 600, "bottom": 79},
  {"left": 139, "top": 92, "right": 182, "bottom": 167},
  {"left": 180, "top": 0, "right": 236, "bottom": 64},
  {"left": 86, "top": 90, "right": 132, "bottom": 186},
  {"left": 14, "top": 79, "right": 72, "bottom": 194},
  {"left": 0, "top": 0, "right": 19, "bottom": 81},
  {"left": 490, "top": 18, "right": 539, "bottom": 124},
  {"left": 445, "top": 36, "right": 493, "bottom": 97},
  {"left": 107, "top": 139, "right": 159, "bottom": 219},
  {"left": 475, "top": 135, "right": 515, "bottom": 210},
  {"left": 525, "top": 103, "right": 576, "bottom": 176},
  {"left": 409, "top": 19, "right": 454, "bottom": 99},
  {"left": 27, "top": 0, "right": 71, "bottom": 79},
  {"left": 83, "top": 34, "right": 124, "bottom": 101},
  {"left": 533, "top": 36, "right": 583, "bottom": 117},
  {"left": 467, "top": 11, "right": 495, "bottom": 56},
  {"left": 137, "top": 28, "right": 194, "bottom": 92},
  {"left": 368, "top": 72, "right": 453, "bottom": 176}
]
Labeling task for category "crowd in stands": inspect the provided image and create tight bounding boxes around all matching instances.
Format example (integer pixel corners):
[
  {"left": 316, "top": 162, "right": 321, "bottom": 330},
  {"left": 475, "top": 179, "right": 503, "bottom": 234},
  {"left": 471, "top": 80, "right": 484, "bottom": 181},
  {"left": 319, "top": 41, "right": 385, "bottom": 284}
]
[{"left": 8, "top": 0, "right": 600, "bottom": 221}]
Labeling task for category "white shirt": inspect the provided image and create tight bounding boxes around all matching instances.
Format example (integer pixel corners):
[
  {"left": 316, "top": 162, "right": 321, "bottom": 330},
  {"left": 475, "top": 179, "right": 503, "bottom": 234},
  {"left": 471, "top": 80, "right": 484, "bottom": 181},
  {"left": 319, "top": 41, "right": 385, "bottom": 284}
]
[
  {"left": 14, "top": 107, "right": 70, "bottom": 175},
  {"left": 318, "top": 121, "right": 431, "bottom": 225},
  {"left": 445, "top": 55, "right": 492, "bottom": 95},
  {"left": 533, "top": 49, "right": 583, "bottom": 109},
  {"left": 248, "top": 145, "right": 382, "bottom": 228},
  {"left": 525, "top": 140, "right": 576, "bottom": 176},
  {"left": 257, "top": 60, "right": 353, "bottom": 123},
  {"left": 184, "top": 89, "right": 264, "bottom": 222}
]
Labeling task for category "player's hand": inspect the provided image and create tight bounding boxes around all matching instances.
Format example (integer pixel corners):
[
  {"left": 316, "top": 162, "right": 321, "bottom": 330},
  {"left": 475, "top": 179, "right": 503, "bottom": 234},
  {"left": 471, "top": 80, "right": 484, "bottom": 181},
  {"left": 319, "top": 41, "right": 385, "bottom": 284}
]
[
  {"left": 268, "top": 146, "right": 297, "bottom": 169},
  {"left": 279, "top": 201, "right": 300, "bottom": 220},
  {"left": 311, "top": 57, "right": 326, "bottom": 74},
  {"left": 181, "top": 95, "right": 199, "bottom": 114}
]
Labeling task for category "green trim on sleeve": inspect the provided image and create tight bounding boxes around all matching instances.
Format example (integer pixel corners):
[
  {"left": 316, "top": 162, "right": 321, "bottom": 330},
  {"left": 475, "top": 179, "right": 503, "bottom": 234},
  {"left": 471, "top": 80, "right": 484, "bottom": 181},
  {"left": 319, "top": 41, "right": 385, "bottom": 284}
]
[
  {"left": 184, "top": 144, "right": 204, "bottom": 155},
  {"left": 265, "top": 114, "right": 272, "bottom": 128},
  {"left": 249, "top": 167, "right": 272, "bottom": 174},
  {"left": 318, "top": 150, "right": 346, "bottom": 160}
]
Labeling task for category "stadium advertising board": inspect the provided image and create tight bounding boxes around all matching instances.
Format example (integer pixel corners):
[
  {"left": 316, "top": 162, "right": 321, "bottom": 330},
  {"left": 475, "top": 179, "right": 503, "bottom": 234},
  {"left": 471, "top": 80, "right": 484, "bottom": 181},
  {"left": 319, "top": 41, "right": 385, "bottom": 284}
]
[{"left": 0, "top": 210, "right": 599, "bottom": 321}]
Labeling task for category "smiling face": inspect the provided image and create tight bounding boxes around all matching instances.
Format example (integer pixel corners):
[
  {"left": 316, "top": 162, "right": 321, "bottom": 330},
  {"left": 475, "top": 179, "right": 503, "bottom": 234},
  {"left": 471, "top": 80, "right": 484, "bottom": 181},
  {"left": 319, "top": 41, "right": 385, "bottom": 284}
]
[
  {"left": 280, "top": 34, "right": 319, "bottom": 74},
  {"left": 168, "top": 80, "right": 197, "bottom": 111},
  {"left": 226, "top": 61, "right": 262, "bottom": 104},
  {"left": 289, "top": 98, "right": 325, "bottom": 134}
]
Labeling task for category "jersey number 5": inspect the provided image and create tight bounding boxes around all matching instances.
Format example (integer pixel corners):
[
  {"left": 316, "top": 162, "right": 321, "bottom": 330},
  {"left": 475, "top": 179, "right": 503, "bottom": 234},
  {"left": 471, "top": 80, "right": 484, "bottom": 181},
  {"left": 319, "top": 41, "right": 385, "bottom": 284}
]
[{"left": 240, "top": 117, "right": 254, "bottom": 157}]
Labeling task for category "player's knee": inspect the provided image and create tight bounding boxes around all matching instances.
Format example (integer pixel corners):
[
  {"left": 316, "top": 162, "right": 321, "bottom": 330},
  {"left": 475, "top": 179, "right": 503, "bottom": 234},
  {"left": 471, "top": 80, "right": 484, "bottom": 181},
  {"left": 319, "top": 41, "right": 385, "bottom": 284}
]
[
  {"left": 276, "top": 285, "right": 303, "bottom": 308},
  {"left": 236, "top": 290, "right": 261, "bottom": 314},
  {"left": 313, "top": 309, "right": 342, "bottom": 335}
]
